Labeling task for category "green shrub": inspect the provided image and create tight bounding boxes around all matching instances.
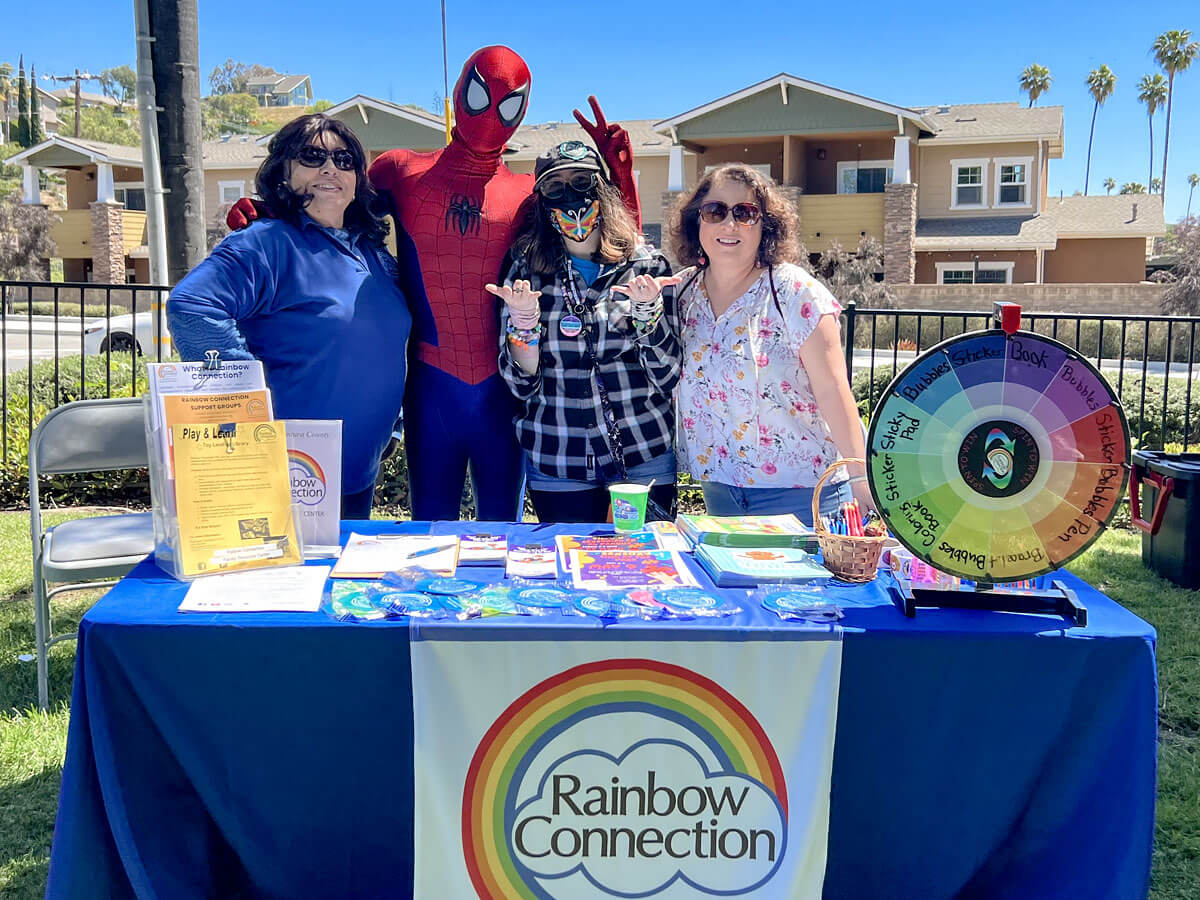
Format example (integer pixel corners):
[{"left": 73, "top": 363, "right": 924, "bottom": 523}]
[
  {"left": 1, "top": 354, "right": 149, "bottom": 508},
  {"left": 9, "top": 301, "right": 110, "bottom": 317},
  {"left": 850, "top": 360, "right": 1200, "bottom": 449}
]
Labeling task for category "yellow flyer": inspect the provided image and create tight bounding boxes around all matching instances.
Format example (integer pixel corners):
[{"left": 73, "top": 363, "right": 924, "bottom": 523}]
[
  {"left": 160, "top": 390, "right": 273, "bottom": 474},
  {"left": 171, "top": 421, "right": 302, "bottom": 577}
]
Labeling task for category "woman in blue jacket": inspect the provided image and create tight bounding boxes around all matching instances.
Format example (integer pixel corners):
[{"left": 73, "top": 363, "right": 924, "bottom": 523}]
[{"left": 168, "top": 114, "right": 411, "bottom": 518}]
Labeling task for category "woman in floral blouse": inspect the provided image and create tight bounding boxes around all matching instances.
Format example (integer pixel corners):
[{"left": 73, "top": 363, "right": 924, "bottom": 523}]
[{"left": 666, "top": 163, "right": 874, "bottom": 523}]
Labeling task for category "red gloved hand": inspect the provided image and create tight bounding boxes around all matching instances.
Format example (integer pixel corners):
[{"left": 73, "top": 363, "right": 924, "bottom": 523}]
[
  {"left": 574, "top": 95, "right": 642, "bottom": 231},
  {"left": 226, "top": 197, "right": 270, "bottom": 231}
]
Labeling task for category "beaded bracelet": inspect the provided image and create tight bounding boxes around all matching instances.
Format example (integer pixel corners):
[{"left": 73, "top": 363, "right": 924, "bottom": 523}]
[
  {"left": 634, "top": 309, "right": 664, "bottom": 333},
  {"left": 506, "top": 321, "right": 543, "bottom": 350}
]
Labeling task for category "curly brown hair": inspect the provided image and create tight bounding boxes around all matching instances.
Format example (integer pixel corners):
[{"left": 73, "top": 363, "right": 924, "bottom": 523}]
[
  {"left": 667, "top": 163, "right": 801, "bottom": 268},
  {"left": 510, "top": 176, "right": 640, "bottom": 279}
]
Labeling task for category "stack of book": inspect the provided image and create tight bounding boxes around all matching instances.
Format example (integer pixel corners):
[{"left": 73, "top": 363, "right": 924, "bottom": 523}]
[
  {"left": 675, "top": 514, "right": 819, "bottom": 554},
  {"left": 692, "top": 544, "right": 831, "bottom": 587}
]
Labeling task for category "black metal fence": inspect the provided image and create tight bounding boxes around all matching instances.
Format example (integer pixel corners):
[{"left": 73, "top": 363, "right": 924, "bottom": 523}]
[
  {"left": 0, "top": 280, "right": 171, "bottom": 460},
  {"left": 843, "top": 302, "right": 1200, "bottom": 451},
  {"left": 1, "top": 280, "right": 1197, "bottom": 460}
]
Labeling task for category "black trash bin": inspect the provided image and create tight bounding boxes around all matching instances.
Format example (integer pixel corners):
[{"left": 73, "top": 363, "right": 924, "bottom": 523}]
[{"left": 1131, "top": 451, "right": 1200, "bottom": 589}]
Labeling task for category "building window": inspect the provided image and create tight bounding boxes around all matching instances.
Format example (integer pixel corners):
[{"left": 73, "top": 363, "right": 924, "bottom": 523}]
[
  {"left": 219, "top": 181, "right": 246, "bottom": 205},
  {"left": 936, "top": 261, "right": 1015, "bottom": 284},
  {"left": 114, "top": 183, "right": 147, "bottom": 211},
  {"left": 994, "top": 157, "right": 1033, "bottom": 207},
  {"left": 951, "top": 159, "right": 988, "bottom": 209},
  {"left": 837, "top": 160, "right": 894, "bottom": 194}
]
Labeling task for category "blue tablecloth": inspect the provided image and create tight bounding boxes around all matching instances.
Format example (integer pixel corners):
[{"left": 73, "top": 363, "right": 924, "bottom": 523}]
[{"left": 47, "top": 521, "right": 1157, "bottom": 899}]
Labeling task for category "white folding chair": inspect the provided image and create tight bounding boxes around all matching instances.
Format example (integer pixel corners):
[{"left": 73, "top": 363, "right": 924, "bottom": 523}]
[{"left": 29, "top": 397, "right": 155, "bottom": 709}]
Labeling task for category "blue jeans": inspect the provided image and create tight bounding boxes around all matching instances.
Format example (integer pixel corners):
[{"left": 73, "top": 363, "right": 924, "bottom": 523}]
[{"left": 700, "top": 479, "right": 852, "bottom": 527}]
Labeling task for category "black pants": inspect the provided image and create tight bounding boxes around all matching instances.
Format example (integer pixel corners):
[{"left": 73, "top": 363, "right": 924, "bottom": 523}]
[
  {"left": 341, "top": 484, "right": 375, "bottom": 520},
  {"left": 529, "top": 482, "right": 678, "bottom": 525}
]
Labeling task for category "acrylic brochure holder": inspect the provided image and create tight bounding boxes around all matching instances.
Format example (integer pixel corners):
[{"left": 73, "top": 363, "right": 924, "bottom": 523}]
[{"left": 144, "top": 396, "right": 306, "bottom": 582}]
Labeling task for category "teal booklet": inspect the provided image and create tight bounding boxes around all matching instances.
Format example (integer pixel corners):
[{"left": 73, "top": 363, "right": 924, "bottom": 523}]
[{"left": 693, "top": 544, "right": 832, "bottom": 587}]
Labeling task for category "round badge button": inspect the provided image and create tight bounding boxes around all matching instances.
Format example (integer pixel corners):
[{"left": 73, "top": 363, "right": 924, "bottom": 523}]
[{"left": 559, "top": 314, "right": 583, "bottom": 338}]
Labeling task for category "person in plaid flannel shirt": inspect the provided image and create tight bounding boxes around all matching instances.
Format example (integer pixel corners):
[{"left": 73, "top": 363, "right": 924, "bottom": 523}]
[{"left": 488, "top": 141, "right": 683, "bottom": 523}]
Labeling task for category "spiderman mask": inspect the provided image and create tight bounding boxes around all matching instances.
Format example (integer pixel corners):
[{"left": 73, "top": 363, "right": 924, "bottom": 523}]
[{"left": 453, "top": 46, "right": 530, "bottom": 155}]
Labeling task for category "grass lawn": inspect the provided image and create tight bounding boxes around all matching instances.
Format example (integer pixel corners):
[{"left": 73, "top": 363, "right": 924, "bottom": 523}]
[{"left": 0, "top": 513, "right": 1196, "bottom": 897}]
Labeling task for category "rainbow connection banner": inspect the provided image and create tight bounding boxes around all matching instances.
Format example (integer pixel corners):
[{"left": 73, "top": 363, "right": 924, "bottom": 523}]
[{"left": 411, "top": 637, "right": 842, "bottom": 897}]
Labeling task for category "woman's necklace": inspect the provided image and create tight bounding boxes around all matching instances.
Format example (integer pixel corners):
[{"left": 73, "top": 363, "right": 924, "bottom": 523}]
[{"left": 560, "top": 257, "right": 588, "bottom": 337}]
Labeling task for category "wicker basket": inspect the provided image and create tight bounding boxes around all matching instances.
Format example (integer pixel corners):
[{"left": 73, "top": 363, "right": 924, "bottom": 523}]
[{"left": 812, "top": 458, "right": 886, "bottom": 583}]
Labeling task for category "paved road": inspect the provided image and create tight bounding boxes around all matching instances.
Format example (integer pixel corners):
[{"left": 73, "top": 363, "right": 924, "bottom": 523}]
[{"left": 0, "top": 330, "right": 84, "bottom": 375}]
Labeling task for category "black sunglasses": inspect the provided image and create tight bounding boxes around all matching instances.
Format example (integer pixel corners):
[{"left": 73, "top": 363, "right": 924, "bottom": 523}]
[
  {"left": 538, "top": 171, "right": 599, "bottom": 201},
  {"left": 698, "top": 201, "right": 762, "bottom": 226},
  {"left": 295, "top": 145, "right": 357, "bottom": 171}
]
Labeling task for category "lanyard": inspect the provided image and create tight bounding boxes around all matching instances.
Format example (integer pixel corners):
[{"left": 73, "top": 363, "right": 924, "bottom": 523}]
[{"left": 562, "top": 257, "right": 628, "bottom": 480}]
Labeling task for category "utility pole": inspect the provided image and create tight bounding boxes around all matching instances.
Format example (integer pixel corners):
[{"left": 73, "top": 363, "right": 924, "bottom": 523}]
[
  {"left": 134, "top": 0, "right": 170, "bottom": 292},
  {"left": 146, "top": 0, "right": 205, "bottom": 283},
  {"left": 41, "top": 69, "right": 101, "bottom": 138}
]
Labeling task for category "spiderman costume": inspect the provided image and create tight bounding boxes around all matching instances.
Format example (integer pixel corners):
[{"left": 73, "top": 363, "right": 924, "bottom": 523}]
[{"left": 230, "top": 46, "right": 641, "bottom": 521}]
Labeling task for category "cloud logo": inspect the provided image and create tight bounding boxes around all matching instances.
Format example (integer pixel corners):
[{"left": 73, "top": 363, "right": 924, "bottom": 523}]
[
  {"left": 511, "top": 739, "right": 786, "bottom": 896},
  {"left": 463, "top": 659, "right": 790, "bottom": 899},
  {"left": 288, "top": 450, "right": 327, "bottom": 506}
]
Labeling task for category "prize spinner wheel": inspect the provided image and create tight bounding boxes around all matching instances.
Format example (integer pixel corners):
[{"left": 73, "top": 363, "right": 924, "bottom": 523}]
[{"left": 866, "top": 327, "right": 1130, "bottom": 583}]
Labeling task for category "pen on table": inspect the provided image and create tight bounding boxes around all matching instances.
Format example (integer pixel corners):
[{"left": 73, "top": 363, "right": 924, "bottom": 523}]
[{"left": 403, "top": 543, "right": 455, "bottom": 560}]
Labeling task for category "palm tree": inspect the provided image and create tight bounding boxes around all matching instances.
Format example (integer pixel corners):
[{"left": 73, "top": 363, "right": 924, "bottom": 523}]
[
  {"left": 1084, "top": 65, "right": 1117, "bottom": 195},
  {"left": 1153, "top": 30, "right": 1200, "bottom": 204},
  {"left": 1136, "top": 74, "right": 1168, "bottom": 191},
  {"left": 1120, "top": 183, "right": 1147, "bottom": 195},
  {"left": 0, "top": 62, "right": 13, "bottom": 144},
  {"left": 1151, "top": 177, "right": 1162, "bottom": 193},
  {"left": 1188, "top": 173, "right": 1199, "bottom": 218},
  {"left": 1020, "top": 63, "right": 1053, "bottom": 107},
  {"left": 1103, "top": 177, "right": 1116, "bottom": 195}
]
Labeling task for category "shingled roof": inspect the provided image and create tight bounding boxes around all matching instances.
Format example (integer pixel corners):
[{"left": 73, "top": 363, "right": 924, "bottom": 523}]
[
  {"left": 505, "top": 120, "right": 671, "bottom": 160},
  {"left": 915, "top": 193, "right": 1165, "bottom": 251}
]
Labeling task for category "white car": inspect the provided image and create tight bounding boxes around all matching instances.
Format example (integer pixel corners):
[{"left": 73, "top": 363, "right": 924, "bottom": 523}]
[{"left": 83, "top": 312, "right": 170, "bottom": 356}]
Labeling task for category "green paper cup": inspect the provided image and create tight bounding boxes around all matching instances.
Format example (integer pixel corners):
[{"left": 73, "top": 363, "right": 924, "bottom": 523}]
[{"left": 609, "top": 483, "right": 650, "bottom": 531}]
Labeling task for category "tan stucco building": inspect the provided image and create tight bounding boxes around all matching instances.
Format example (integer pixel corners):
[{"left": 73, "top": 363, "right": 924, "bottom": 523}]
[{"left": 6, "top": 76, "right": 1165, "bottom": 285}]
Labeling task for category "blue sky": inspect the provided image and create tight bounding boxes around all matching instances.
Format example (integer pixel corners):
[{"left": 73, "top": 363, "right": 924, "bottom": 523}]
[{"left": 7, "top": 0, "right": 1200, "bottom": 220}]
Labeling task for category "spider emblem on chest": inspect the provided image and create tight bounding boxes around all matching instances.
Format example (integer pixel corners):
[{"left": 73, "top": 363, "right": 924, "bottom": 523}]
[{"left": 445, "top": 194, "right": 483, "bottom": 235}]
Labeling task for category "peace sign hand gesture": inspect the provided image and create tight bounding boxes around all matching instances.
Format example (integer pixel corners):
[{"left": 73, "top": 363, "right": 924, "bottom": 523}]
[
  {"left": 610, "top": 274, "right": 683, "bottom": 304},
  {"left": 573, "top": 95, "right": 630, "bottom": 167}
]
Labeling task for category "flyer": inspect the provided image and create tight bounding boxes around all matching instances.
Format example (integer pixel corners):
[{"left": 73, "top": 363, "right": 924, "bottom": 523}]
[
  {"left": 160, "top": 391, "right": 273, "bottom": 474},
  {"left": 178, "top": 565, "right": 330, "bottom": 613},
  {"left": 284, "top": 420, "right": 343, "bottom": 551},
  {"left": 567, "top": 550, "right": 699, "bottom": 590},
  {"left": 171, "top": 421, "right": 303, "bottom": 577},
  {"left": 554, "top": 532, "right": 660, "bottom": 571}
]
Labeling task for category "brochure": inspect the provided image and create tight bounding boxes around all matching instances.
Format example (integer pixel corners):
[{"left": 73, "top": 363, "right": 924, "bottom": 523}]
[
  {"left": 555, "top": 531, "right": 660, "bottom": 571},
  {"left": 171, "top": 421, "right": 303, "bottom": 577},
  {"left": 645, "top": 520, "right": 691, "bottom": 552},
  {"left": 284, "top": 420, "right": 343, "bottom": 552},
  {"left": 146, "top": 361, "right": 271, "bottom": 478},
  {"left": 331, "top": 533, "right": 459, "bottom": 579},
  {"left": 506, "top": 544, "right": 557, "bottom": 579},
  {"left": 567, "top": 549, "right": 699, "bottom": 591},
  {"left": 457, "top": 532, "right": 508, "bottom": 565},
  {"left": 692, "top": 544, "right": 832, "bottom": 587}
]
